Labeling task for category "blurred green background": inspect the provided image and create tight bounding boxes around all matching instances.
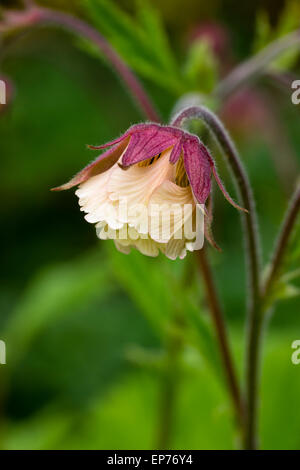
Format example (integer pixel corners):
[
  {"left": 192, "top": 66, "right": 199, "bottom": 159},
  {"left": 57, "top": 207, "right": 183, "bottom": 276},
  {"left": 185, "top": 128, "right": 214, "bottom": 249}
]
[{"left": 0, "top": 0, "right": 300, "bottom": 450}]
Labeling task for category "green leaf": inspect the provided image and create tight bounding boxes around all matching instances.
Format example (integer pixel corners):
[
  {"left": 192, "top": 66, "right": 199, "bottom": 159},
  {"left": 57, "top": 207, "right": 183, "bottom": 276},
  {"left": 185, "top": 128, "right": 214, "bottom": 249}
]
[
  {"left": 253, "top": 10, "right": 272, "bottom": 53},
  {"left": 106, "top": 243, "right": 172, "bottom": 337},
  {"left": 82, "top": 0, "right": 184, "bottom": 94},
  {"left": 107, "top": 242, "right": 222, "bottom": 377},
  {"left": 183, "top": 39, "right": 219, "bottom": 93},
  {"left": 135, "top": 0, "right": 179, "bottom": 76},
  {"left": 125, "top": 344, "right": 165, "bottom": 371},
  {"left": 253, "top": 1, "right": 300, "bottom": 70},
  {"left": 4, "top": 249, "right": 114, "bottom": 367},
  {"left": 3, "top": 406, "right": 74, "bottom": 450},
  {"left": 3, "top": 365, "right": 235, "bottom": 449},
  {"left": 274, "top": 282, "right": 300, "bottom": 303},
  {"left": 287, "top": 216, "right": 300, "bottom": 264},
  {"left": 277, "top": 0, "right": 300, "bottom": 37},
  {"left": 263, "top": 201, "right": 300, "bottom": 310},
  {"left": 282, "top": 268, "right": 300, "bottom": 283}
]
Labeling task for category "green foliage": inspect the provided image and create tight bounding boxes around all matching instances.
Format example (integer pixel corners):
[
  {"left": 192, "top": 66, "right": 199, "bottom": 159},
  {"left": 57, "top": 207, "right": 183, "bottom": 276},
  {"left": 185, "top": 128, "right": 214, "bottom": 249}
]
[
  {"left": 106, "top": 243, "right": 221, "bottom": 376},
  {"left": 268, "top": 280, "right": 300, "bottom": 306},
  {"left": 253, "top": 0, "right": 300, "bottom": 70},
  {"left": 3, "top": 363, "right": 235, "bottom": 449},
  {"left": 82, "top": 0, "right": 184, "bottom": 95},
  {"left": 278, "top": 217, "right": 300, "bottom": 300},
  {"left": 4, "top": 331, "right": 300, "bottom": 449},
  {"left": 4, "top": 250, "right": 115, "bottom": 368},
  {"left": 264, "top": 214, "right": 300, "bottom": 309},
  {"left": 107, "top": 243, "right": 172, "bottom": 335},
  {"left": 0, "top": 0, "right": 300, "bottom": 451},
  {"left": 287, "top": 215, "right": 300, "bottom": 265},
  {"left": 261, "top": 332, "right": 300, "bottom": 449},
  {"left": 183, "top": 39, "right": 218, "bottom": 93},
  {"left": 81, "top": 0, "right": 220, "bottom": 97},
  {"left": 3, "top": 406, "right": 74, "bottom": 451}
]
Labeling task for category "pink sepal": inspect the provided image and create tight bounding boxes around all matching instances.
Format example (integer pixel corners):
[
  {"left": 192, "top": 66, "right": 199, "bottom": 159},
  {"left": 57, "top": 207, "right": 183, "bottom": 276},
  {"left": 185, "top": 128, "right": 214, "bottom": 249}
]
[
  {"left": 182, "top": 137, "right": 211, "bottom": 204},
  {"left": 121, "top": 124, "right": 180, "bottom": 167},
  {"left": 52, "top": 137, "right": 129, "bottom": 191}
]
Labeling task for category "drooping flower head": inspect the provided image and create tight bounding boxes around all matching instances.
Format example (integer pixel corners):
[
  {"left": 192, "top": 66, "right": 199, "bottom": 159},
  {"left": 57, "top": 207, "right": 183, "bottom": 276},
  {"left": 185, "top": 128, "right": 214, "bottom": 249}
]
[{"left": 53, "top": 123, "right": 243, "bottom": 259}]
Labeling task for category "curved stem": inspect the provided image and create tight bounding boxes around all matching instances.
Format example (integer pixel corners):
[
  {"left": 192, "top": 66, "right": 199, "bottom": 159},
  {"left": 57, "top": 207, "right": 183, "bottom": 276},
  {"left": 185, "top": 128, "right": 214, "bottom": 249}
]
[
  {"left": 196, "top": 249, "right": 245, "bottom": 430},
  {"left": 0, "top": 4, "right": 160, "bottom": 122},
  {"left": 265, "top": 71, "right": 298, "bottom": 94},
  {"left": 263, "top": 184, "right": 300, "bottom": 301},
  {"left": 172, "top": 105, "right": 261, "bottom": 449},
  {"left": 216, "top": 29, "right": 300, "bottom": 101}
]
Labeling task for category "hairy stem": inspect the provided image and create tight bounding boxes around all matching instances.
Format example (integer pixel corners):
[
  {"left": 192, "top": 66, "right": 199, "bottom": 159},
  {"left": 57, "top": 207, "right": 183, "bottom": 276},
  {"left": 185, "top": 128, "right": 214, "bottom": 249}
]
[
  {"left": 263, "top": 184, "right": 300, "bottom": 301},
  {"left": 196, "top": 249, "right": 244, "bottom": 430},
  {"left": 216, "top": 29, "right": 300, "bottom": 100},
  {"left": 172, "top": 105, "right": 261, "bottom": 449},
  {"left": 0, "top": 4, "right": 160, "bottom": 122},
  {"left": 265, "top": 71, "right": 298, "bottom": 94}
]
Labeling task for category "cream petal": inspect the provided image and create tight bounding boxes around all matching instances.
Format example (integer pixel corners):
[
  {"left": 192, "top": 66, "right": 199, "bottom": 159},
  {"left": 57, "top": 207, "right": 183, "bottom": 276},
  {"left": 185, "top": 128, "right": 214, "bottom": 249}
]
[
  {"left": 75, "top": 141, "right": 204, "bottom": 259},
  {"left": 134, "top": 237, "right": 160, "bottom": 257},
  {"left": 161, "top": 238, "right": 187, "bottom": 260},
  {"left": 107, "top": 149, "right": 173, "bottom": 211},
  {"left": 114, "top": 241, "right": 132, "bottom": 255},
  {"left": 148, "top": 180, "right": 195, "bottom": 243},
  {"left": 185, "top": 204, "right": 205, "bottom": 249},
  {"left": 76, "top": 168, "right": 114, "bottom": 223},
  {"left": 186, "top": 240, "right": 198, "bottom": 252},
  {"left": 96, "top": 222, "right": 116, "bottom": 240},
  {"left": 76, "top": 161, "right": 133, "bottom": 229},
  {"left": 115, "top": 229, "right": 160, "bottom": 257},
  {"left": 76, "top": 170, "right": 109, "bottom": 200},
  {"left": 84, "top": 201, "right": 111, "bottom": 224}
]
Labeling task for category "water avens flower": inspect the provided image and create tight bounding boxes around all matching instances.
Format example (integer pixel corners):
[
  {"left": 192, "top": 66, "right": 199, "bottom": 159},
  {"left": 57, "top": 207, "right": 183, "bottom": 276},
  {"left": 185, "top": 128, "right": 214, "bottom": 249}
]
[{"left": 53, "top": 123, "right": 243, "bottom": 258}]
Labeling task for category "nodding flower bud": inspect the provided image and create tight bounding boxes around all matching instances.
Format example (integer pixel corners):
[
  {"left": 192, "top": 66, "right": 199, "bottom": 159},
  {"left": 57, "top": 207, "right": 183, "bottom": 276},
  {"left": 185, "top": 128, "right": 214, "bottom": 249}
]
[{"left": 53, "top": 123, "right": 245, "bottom": 258}]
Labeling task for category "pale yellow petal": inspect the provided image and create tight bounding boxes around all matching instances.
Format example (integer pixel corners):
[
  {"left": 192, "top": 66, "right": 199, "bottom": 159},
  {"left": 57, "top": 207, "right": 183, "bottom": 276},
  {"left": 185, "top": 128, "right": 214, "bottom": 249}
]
[
  {"left": 160, "top": 238, "right": 187, "bottom": 260},
  {"left": 107, "top": 149, "right": 173, "bottom": 209},
  {"left": 135, "top": 237, "right": 160, "bottom": 257},
  {"left": 148, "top": 180, "right": 194, "bottom": 243},
  {"left": 114, "top": 241, "right": 131, "bottom": 255}
]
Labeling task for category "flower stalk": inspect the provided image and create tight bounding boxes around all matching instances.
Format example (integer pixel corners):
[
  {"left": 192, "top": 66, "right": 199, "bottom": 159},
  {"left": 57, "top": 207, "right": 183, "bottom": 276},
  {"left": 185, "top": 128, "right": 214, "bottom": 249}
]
[
  {"left": 172, "top": 105, "right": 261, "bottom": 449},
  {"left": 196, "top": 248, "right": 244, "bottom": 430},
  {"left": 216, "top": 29, "right": 300, "bottom": 100},
  {"left": 263, "top": 184, "right": 300, "bottom": 302}
]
